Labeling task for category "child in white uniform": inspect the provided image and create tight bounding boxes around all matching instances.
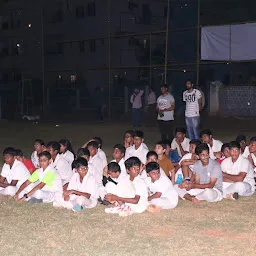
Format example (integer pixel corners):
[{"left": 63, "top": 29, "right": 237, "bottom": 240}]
[
  {"left": 105, "top": 157, "right": 148, "bottom": 216},
  {"left": 14, "top": 151, "right": 63, "bottom": 204},
  {"left": 221, "top": 141, "right": 255, "bottom": 199},
  {"left": 59, "top": 139, "right": 75, "bottom": 165},
  {"left": 171, "top": 127, "right": 190, "bottom": 158},
  {"left": 60, "top": 157, "right": 99, "bottom": 211},
  {"left": 46, "top": 141, "right": 73, "bottom": 187},
  {"left": 110, "top": 144, "right": 127, "bottom": 178},
  {"left": 146, "top": 162, "right": 178, "bottom": 210},
  {"left": 125, "top": 131, "right": 149, "bottom": 164},
  {"left": 31, "top": 139, "right": 46, "bottom": 168},
  {"left": 0, "top": 147, "right": 30, "bottom": 196}
]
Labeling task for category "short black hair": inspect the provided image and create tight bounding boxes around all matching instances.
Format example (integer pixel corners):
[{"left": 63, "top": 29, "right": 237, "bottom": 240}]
[
  {"left": 113, "top": 144, "right": 126, "bottom": 155},
  {"left": 186, "top": 79, "right": 193, "bottom": 85},
  {"left": 87, "top": 141, "right": 99, "bottom": 149},
  {"left": 124, "top": 130, "right": 134, "bottom": 137},
  {"left": 250, "top": 136, "right": 256, "bottom": 143},
  {"left": 46, "top": 141, "right": 60, "bottom": 152},
  {"left": 3, "top": 147, "right": 17, "bottom": 157},
  {"left": 73, "top": 157, "right": 88, "bottom": 169},
  {"left": 92, "top": 137, "right": 103, "bottom": 148},
  {"left": 175, "top": 127, "right": 186, "bottom": 135},
  {"left": 195, "top": 143, "right": 209, "bottom": 155},
  {"left": 125, "top": 157, "right": 141, "bottom": 169},
  {"left": 59, "top": 139, "right": 75, "bottom": 155},
  {"left": 221, "top": 143, "right": 230, "bottom": 152},
  {"left": 133, "top": 130, "right": 144, "bottom": 139},
  {"left": 200, "top": 129, "right": 212, "bottom": 137},
  {"left": 190, "top": 139, "right": 202, "bottom": 147},
  {"left": 146, "top": 151, "right": 158, "bottom": 160},
  {"left": 15, "top": 149, "right": 24, "bottom": 157},
  {"left": 34, "top": 139, "right": 45, "bottom": 146},
  {"left": 160, "top": 84, "right": 168, "bottom": 89},
  {"left": 229, "top": 141, "right": 241, "bottom": 150},
  {"left": 146, "top": 162, "right": 160, "bottom": 174},
  {"left": 76, "top": 148, "right": 90, "bottom": 158},
  {"left": 236, "top": 135, "right": 246, "bottom": 143},
  {"left": 162, "top": 139, "right": 171, "bottom": 147},
  {"left": 155, "top": 141, "right": 166, "bottom": 150},
  {"left": 38, "top": 151, "right": 51, "bottom": 160},
  {"left": 108, "top": 162, "right": 121, "bottom": 173}
]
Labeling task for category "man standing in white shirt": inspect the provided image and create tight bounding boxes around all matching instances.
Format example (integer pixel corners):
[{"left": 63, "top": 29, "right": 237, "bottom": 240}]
[
  {"left": 156, "top": 84, "right": 175, "bottom": 141},
  {"left": 130, "top": 88, "right": 144, "bottom": 127},
  {"left": 221, "top": 141, "right": 255, "bottom": 200},
  {"left": 183, "top": 80, "right": 202, "bottom": 140},
  {"left": 0, "top": 147, "right": 30, "bottom": 196},
  {"left": 200, "top": 129, "right": 223, "bottom": 160}
]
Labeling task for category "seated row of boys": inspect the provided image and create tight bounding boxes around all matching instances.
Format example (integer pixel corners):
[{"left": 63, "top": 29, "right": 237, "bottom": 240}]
[{"left": 0, "top": 128, "right": 255, "bottom": 215}]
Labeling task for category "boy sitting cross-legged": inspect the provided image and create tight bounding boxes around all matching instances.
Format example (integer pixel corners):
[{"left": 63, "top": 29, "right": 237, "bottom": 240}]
[
  {"left": 13, "top": 151, "right": 63, "bottom": 204},
  {"left": 59, "top": 157, "right": 99, "bottom": 212},
  {"left": 146, "top": 162, "right": 178, "bottom": 212}
]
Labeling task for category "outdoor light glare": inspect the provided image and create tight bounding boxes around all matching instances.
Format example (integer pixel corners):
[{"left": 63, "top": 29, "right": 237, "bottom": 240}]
[
  {"left": 16, "top": 43, "right": 20, "bottom": 47},
  {"left": 183, "top": 69, "right": 186, "bottom": 72},
  {"left": 28, "top": 24, "right": 32, "bottom": 28}
]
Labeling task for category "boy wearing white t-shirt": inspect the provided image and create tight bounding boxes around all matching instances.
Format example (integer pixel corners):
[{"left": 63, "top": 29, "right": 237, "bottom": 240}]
[
  {"left": 246, "top": 137, "right": 256, "bottom": 172},
  {"left": 0, "top": 147, "right": 30, "bottom": 196},
  {"left": 125, "top": 131, "right": 149, "bottom": 164},
  {"left": 146, "top": 162, "right": 178, "bottom": 211},
  {"left": 104, "top": 157, "right": 148, "bottom": 217},
  {"left": 171, "top": 127, "right": 190, "bottom": 158},
  {"left": 200, "top": 129, "right": 223, "bottom": 160},
  {"left": 14, "top": 151, "right": 63, "bottom": 204},
  {"left": 31, "top": 139, "right": 46, "bottom": 168},
  {"left": 111, "top": 144, "right": 127, "bottom": 178},
  {"left": 60, "top": 157, "right": 99, "bottom": 211},
  {"left": 221, "top": 141, "right": 255, "bottom": 200},
  {"left": 183, "top": 80, "right": 202, "bottom": 140},
  {"left": 46, "top": 141, "right": 73, "bottom": 187}
]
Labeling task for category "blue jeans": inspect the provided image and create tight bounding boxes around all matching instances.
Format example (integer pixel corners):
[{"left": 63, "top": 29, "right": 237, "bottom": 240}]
[
  {"left": 132, "top": 108, "right": 141, "bottom": 127},
  {"left": 185, "top": 116, "right": 200, "bottom": 140}
]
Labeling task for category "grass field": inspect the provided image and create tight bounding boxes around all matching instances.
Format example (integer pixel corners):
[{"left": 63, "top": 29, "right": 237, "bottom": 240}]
[{"left": 0, "top": 118, "right": 256, "bottom": 256}]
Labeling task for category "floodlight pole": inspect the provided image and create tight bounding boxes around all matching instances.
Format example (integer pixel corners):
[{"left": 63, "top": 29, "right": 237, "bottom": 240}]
[
  {"left": 164, "top": 0, "right": 170, "bottom": 84},
  {"left": 41, "top": 9, "right": 45, "bottom": 112},
  {"left": 196, "top": 0, "right": 200, "bottom": 86},
  {"left": 108, "top": 0, "right": 111, "bottom": 118}
]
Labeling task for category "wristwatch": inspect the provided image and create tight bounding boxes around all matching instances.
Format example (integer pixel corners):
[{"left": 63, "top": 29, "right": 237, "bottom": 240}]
[
  {"left": 184, "top": 178, "right": 191, "bottom": 182},
  {"left": 24, "top": 194, "right": 28, "bottom": 199}
]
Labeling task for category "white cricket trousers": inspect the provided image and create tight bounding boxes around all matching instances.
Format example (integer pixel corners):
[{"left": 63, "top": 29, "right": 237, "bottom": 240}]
[
  {"left": 175, "top": 185, "right": 223, "bottom": 202},
  {"left": 149, "top": 197, "right": 178, "bottom": 209},
  {"left": 57, "top": 196, "right": 94, "bottom": 210},
  {"left": 0, "top": 186, "right": 16, "bottom": 196},
  {"left": 223, "top": 182, "right": 254, "bottom": 197}
]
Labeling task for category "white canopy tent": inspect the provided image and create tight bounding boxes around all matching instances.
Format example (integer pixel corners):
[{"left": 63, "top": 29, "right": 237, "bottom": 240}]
[{"left": 201, "top": 22, "right": 256, "bottom": 61}]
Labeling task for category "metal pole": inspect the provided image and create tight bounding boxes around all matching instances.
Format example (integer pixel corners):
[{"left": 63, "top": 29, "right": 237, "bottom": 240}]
[
  {"left": 149, "top": 33, "right": 152, "bottom": 88},
  {"left": 196, "top": 0, "right": 200, "bottom": 85},
  {"left": 41, "top": 9, "right": 45, "bottom": 112},
  {"left": 164, "top": 0, "right": 170, "bottom": 84},
  {"left": 108, "top": 0, "right": 111, "bottom": 118}
]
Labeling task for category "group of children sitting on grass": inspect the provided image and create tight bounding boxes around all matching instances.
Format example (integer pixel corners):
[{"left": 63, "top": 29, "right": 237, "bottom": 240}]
[{"left": 0, "top": 129, "right": 255, "bottom": 216}]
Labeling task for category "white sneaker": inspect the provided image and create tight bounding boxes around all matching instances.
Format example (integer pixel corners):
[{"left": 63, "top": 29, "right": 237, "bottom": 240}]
[
  {"left": 105, "top": 206, "right": 124, "bottom": 214},
  {"left": 118, "top": 206, "right": 134, "bottom": 217}
]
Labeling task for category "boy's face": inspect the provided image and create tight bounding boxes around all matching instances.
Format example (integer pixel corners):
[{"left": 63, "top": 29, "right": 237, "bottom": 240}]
[
  {"left": 161, "top": 87, "right": 167, "bottom": 95},
  {"left": 230, "top": 147, "right": 240, "bottom": 161},
  {"left": 249, "top": 141, "right": 256, "bottom": 154},
  {"left": 189, "top": 143, "right": 196, "bottom": 154},
  {"left": 201, "top": 134, "right": 211, "bottom": 144},
  {"left": 165, "top": 144, "right": 171, "bottom": 154},
  {"left": 39, "top": 155, "right": 50, "bottom": 169},
  {"left": 87, "top": 146, "right": 98, "bottom": 157},
  {"left": 4, "top": 154, "right": 15, "bottom": 165},
  {"left": 147, "top": 154, "right": 158, "bottom": 163},
  {"left": 108, "top": 170, "right": 120, "bottom": 179},
  {"left": 155, "top": 144, "right": 165, "bottom": 156},
  {"left": 176, "top": 132, "right": 185, "bottom": 142},
  {"left": 222, "top": 147, "right": 230, "bottom": 158},
  {"left": 128, "top": 165, "right": 140, "bottom": 178},
  {"left": 124, "top": 133, "right": 133, "bottom": 144},
  {"left": 60, "top": 144, "right": 66, "bottom": 153},
  {"left": 76, "top": 165, "right": 88, "bottom": 178},
  {"left": 113, "top": 148, "right": 124, "bottom": 160},
  {"left": 198, "top": 150, "right": 210, "bottom": 165},
  {"left": 47, "top": 147, "right": 58, "bottom": 158},
  {"left": 34, "top": 142, "right": 44, "bottom": 152},
  {"left": 81, "top": 155, "right": 90, "bottom": 161},
  {"left": 16, "top": 156, "right": 24, "bottom": 162},
  {"left": 239, "top": 140, "right": 246, "bottom": 151},
  {"left": 148, "top": 169, "right": 161, "bottom": 182},
  {"left": 186, "top": 81, "right": 192, "bottom": 90},
  {"left": 134, "top": 136, "right": 143, "bottom": 148}
]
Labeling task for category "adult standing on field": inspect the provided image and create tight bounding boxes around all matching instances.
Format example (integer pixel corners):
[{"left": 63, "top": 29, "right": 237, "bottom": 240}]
[
  {"left": 156, "top": 84, "right": 175, "bottom": 141},
  {"left": 183, "top": 79, "right": 202, "bottom": 140}
]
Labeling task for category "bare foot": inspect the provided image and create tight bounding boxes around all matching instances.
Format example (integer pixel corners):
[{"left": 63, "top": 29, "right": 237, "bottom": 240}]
[
  {"left": 147, "top": 204, "right": 161, "bottom": 214},
  {"left": 191, "top": 197, "right": 201, "bottom": 204}
]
